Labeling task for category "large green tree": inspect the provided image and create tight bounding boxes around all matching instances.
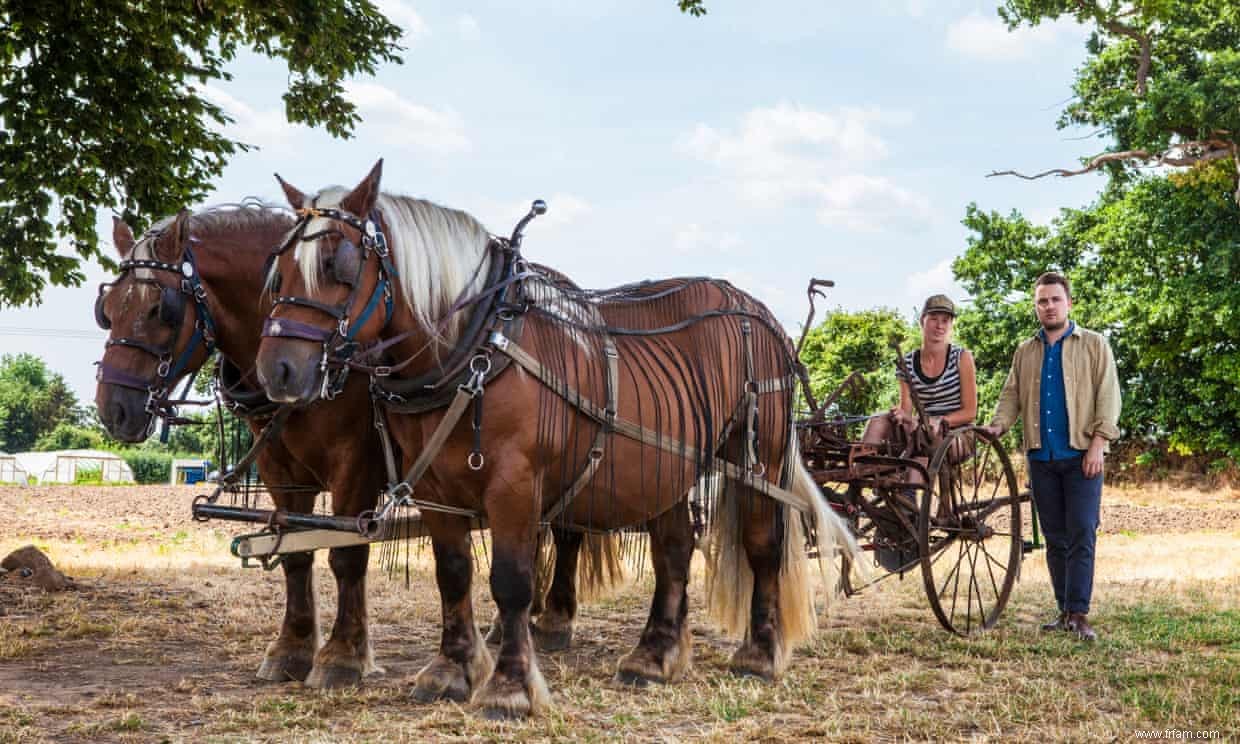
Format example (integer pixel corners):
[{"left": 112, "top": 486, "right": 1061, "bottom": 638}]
[
  {"left": 0, "top": 353, "right": 82, "bottom": 452},
  {"left": 0, "top": 1, "right": 405, "bottom": 307},
  {"left": 955, "top": 162, "right": 1240, "bottom": 459}
]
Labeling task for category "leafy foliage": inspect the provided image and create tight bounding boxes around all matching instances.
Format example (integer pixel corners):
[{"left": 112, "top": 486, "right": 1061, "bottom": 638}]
[
  {"left": 954, "top": 164, "right": 1240, "bottom": 459},
  {"left": 121, "top": 449, "right": 172, "bottom": 485},
  {"left": 0, "top": 353, "right": 82, "bottom": 452},
  {"left": 35, "top": 423, "right": 105, "bottom": 452},
  {"left": 997, "top": 0, "right": 1240, "bottom": 192},
  {"left": 798, "top": 308, "right": 919, "bottom": 418},
  {"left": 0, "top": 0, "right": 404, "bottom": 307}
]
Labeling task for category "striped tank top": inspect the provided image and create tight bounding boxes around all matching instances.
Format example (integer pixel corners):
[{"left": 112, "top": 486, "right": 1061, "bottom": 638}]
[{"left": 895, "top": 345, "right": 965, "bottom": 416}]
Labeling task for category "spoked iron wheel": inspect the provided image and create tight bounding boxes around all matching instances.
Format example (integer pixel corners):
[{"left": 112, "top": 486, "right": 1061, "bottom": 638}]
[{"left": 918, "top": 426, "right": 1022, "bottom": 635}]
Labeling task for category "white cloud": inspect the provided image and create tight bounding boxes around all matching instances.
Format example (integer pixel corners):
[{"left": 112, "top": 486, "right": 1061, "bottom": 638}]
[
  {"left": 683, "top": 103, "right": 930, "bottom": 231},
  {"left": 375, "top": 0, "right": 429, "bottom": 45},
  {"left": 343, "top": 82, "right": 470, "bottom": 154},
  {"left": 945, "top": 12, "right": 1085, "bottom": 61},
  {"left": 905, "top": 258, "right": 967, "bottom": 308},
  {"left": 201, "top": 85, "right": 297, "bottom": 152},
  {"left": 458, "top": 14, "right": 481, "bottom": 41},
  {"left": 673, "top": 223, "right": 744, "bottom": 255}
]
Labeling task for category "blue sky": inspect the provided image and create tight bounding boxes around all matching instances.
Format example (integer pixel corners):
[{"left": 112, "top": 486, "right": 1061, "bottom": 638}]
[{"left": 1, "top": 0, "right": 1110, "bottom": 405}]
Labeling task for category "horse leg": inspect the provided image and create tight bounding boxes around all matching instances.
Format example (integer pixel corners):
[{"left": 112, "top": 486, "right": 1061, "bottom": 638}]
[
  {"left": 303, "top": 543, "right": 377, "bottom": 688},
  {"left": 727, "top": 490, "right": 789, "bottom": 680},
  {"left": 472, "top": 465, "right": 551, "bottom": 719},
  {"left": 530, "top": 527, "right": 581, "bottom": 651},
  {"left": 256, "top": 547, "right": 318, "bottom": 682},
  {"left": 411, "top": 513, "right": 493, "bottom": 703},
  {"left": 615, "top": 500, "right": 693, "bottom": 686}
]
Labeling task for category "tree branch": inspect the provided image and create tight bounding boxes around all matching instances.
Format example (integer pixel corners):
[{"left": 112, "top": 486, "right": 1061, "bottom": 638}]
[
  {"left": 987, "top": 139, "right": 1237, "bottom": 180},
  {"left": 1076, "top": 0, "right": 1152, "bottom": 95}
]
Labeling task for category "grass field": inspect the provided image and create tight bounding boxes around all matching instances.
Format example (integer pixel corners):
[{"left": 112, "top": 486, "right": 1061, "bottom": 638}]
[{"left": 0, "top": 484, "right": 1237, "bottom": 742}]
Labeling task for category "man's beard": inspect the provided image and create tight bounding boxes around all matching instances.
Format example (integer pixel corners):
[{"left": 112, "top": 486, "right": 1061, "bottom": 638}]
[{"left": 1040, "top": 317, "right": 1067, "bottom": 332}]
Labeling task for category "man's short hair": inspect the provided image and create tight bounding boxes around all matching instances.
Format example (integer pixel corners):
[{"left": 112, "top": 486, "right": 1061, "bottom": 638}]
[{"left": 1034, "top": 272, "right": 1071, "bottom": 299}]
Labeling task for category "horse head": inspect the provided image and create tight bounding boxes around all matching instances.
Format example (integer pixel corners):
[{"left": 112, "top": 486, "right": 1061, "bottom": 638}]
[
  {"left": 256, "top": 160, "right": 392, "bottom": 404},
  {"left": 94, "top": 210, "right": 217, "bottom": 441}
]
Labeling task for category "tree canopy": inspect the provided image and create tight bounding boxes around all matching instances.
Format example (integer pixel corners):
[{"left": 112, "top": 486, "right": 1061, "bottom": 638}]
[
  {"left": 0, "top": 1, "right": 405, "bottom": 307},
  {"left": 993, "top": 0, "right": 1240, "bottom": 200},
  {"left": 798, "top": 309, "right": 919, "bottom": 422},
  {"left": 0, "top": 353, "right": 82, "bottom": 452}
]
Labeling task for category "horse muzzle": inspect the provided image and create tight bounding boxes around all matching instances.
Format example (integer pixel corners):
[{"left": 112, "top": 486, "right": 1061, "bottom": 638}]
[
  {"left": 255, "top": 340, "right": 324, "bottom": 405},
  {"left": 96, "top": 385, "right": 155, "bottom": 443}
]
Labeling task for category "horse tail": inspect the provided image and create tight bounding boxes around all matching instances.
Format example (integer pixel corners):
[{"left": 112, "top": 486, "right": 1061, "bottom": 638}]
[
  {"left": 577, "top": 531, "right": 632, "bottom": 602},
  {"left": 703, "top": 473, "right": 752, "bottom": 641},
  {"left": 704, "top": 426, "right": 864, "bottom": 671}
]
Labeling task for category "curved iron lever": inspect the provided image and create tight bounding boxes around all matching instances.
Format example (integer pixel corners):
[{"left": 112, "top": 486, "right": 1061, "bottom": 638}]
[{"left": 509, "top": 199, "right": 547, "bottom": 250}]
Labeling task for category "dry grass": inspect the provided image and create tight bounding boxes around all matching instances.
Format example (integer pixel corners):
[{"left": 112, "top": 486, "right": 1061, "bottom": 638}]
[{"left": 0, "top": 486, "right": 1237, "bottom": 742}]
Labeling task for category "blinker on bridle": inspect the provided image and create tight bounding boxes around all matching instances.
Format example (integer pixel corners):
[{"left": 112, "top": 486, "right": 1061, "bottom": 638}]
[
  {"left": 262, "top": 206, "right": 398, "bottom": 400},
  {"left": 94, "top": 227, "right": 218, "bottom": 430}
]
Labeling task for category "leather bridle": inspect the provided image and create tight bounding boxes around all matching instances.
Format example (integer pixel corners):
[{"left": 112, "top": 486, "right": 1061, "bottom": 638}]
[
  {"left": 261, "top": 206, "right": 397, "bottom": 400},
  {"left": 94, "top": 228, "right": 218, "bottom": 429}
]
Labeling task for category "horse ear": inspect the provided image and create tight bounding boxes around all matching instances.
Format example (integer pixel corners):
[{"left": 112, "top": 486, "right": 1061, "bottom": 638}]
[
  {"left": 340, "top": 159, "right": 383, "bottom": 217},
  {"left": 112, "top": 217, "right": 135, "bottom": 259},
  {"left": 275, "top": 173, "right": 308, "bottom": 209}
]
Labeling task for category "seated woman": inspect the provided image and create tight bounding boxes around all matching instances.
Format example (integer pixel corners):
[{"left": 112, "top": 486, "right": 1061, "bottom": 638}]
[{"left": 861, "top": 293, "right": 978, "bottom": 488}]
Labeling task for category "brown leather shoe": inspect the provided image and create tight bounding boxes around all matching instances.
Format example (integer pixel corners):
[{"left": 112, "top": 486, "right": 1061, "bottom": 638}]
[
  {"left": 1040, "top": 611, "right": 1068, "bottom": 632},
  {"left": 1066, "top": 612, "right": 1097, "bottom": 642}
]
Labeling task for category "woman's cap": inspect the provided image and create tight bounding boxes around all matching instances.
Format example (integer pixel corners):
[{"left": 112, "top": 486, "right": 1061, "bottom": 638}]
[{"left": 921, "top": 294, "right": 956, "bottom": 318}]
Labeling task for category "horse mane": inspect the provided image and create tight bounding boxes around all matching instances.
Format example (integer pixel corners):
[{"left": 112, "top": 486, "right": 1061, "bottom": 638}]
[{"left": 289, "top": 188, "right": 494, "bottom": 346}]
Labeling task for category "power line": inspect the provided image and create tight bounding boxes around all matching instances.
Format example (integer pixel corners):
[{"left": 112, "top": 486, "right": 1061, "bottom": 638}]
[{"left": 0, "top": 326, "right": 106, "bottom": 340}]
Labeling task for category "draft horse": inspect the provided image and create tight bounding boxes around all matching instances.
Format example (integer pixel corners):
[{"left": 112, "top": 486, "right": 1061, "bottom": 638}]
[
  {"left": 255, "top": 161, "right": 860, "bottom": 718},
  {"left": 94, "top": 205, "right": 392, "bottom": 687},
  {"left": 93, "top": 205, "right": 619, "bottom": 689}
]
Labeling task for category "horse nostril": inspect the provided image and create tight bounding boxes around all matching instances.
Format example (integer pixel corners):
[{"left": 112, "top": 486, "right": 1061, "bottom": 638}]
[
  {"left": 277, "top": 361, "right": 292, "bottom": 389},
  {"left": 110, "top": 402, "right": 127, "bottom": 429}
]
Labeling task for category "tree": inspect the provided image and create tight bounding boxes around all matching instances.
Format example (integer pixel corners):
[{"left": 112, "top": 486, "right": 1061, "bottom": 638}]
[
  {"left": 0, "top": 353, "right": 82, "bottom": 452},
  {"left": 35, "top": 422, "right": 105, "bottom": 452},
  {"left": 0, "top": 0, "right": 404, "bottom": 307},
  {"left": 954, "top": 164, "right": 1240, "bottom": 459},
  {"left": 799, "top": 309, "right": 920, "bottom": 422},
  {"left": 992, "top": 0, "right": 1240, "bottom": 201}
]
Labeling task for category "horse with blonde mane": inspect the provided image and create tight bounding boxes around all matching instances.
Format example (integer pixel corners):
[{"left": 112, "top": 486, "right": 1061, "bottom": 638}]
[
  {"left": 93, "top": 205, "right": 614, "bottom": 691},
  {"left": 255, "top": 161, "right": 860, "bottom": 718}
]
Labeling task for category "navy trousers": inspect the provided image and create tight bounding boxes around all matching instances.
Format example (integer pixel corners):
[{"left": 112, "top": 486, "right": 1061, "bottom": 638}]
[{"left": 1029, "top": 455, "right": 1102, "bottom": 614}]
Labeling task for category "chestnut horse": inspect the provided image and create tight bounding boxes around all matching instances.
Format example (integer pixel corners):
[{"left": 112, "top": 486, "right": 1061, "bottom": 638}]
[
  {"left": 255, "top": 161, "right": 859, "bottom": 718},
  {"left": 95, "top": 205, "right": 392, "bottom": 687},
  {"left": 93, "top": 205, "right": 617, "bottom": 689}
]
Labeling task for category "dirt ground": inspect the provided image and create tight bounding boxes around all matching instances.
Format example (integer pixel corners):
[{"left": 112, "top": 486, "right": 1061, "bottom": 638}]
[{"left": 0, "top": 483, "right": 1237, "bottom": 742}]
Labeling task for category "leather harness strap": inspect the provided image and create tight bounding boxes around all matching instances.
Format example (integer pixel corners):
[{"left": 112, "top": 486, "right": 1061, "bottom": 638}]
[
  {"left": 542, "top": 338, "right": 618, "bottom": 522},
  {"left": 493, "top": 333, "right": 808, "bottom": 512}
]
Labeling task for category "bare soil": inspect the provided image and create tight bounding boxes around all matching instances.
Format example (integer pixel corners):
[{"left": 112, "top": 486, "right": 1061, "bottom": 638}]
[{"left": 0, "top": 484, "right": 1237, "bottom": 742}]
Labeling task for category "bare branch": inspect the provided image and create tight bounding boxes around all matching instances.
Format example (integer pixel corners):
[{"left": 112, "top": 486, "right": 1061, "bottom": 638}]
[{"left": 987, "top": 140, "right": 1237, "bottom": 180}]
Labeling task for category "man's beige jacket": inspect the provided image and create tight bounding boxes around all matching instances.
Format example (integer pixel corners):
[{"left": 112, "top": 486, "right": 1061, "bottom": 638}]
[{"left": 990, "top": 324, "right": 1121, "bottom": 452}]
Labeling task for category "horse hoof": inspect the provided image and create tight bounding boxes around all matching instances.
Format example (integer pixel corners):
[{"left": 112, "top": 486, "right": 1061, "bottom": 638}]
[
  {"left": 728, "top": 666, "right": 774, "bottom": 681},
  {"left": 478, "top": 705, "right": 526, "bottom": 721},
  {"left": 614, "top": 669, "right": 660, "bottom": 688},
  {"left": 410, "top": 676, "right": 470, "bottom": 704},
  {"left": 532, "top": 627, "right": 572, "bottom": 652},
  {"left": 305, "top": 664, "right": 363, "bottom": 689},
  {"left": 255, "top": 655, "right": 313, "bottom": 683}
]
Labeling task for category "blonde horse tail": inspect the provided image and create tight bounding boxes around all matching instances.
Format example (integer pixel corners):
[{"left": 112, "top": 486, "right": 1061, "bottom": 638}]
[
  {"left": 577, "top": 531, "right": 632, "bottom": 602},
  {"left": 787, "top": 432, "right": 866, "bottom": 608},
  {"left": 703, "top": 473, "right": 752, "bottom": 641}
]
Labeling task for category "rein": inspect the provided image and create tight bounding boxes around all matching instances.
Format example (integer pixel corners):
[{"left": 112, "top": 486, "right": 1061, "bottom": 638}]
[{"left": 94, "top": 233, "right": 219, "bottom": 431}]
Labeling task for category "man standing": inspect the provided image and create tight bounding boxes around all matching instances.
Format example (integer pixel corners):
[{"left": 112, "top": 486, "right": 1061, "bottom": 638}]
[{"left": 984, "top": 273, "right": 1121, "bottom": 641}]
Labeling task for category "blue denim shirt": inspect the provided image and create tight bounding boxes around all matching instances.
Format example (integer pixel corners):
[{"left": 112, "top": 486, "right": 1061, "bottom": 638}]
[{"left": 1028, "top": 321, "right": 1082, "bottom": 461}]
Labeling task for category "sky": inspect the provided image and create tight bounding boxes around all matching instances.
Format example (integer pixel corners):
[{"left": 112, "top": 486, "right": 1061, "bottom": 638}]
[{"left": 0, "top": 0, "right": 1111, "bottom": 406}]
